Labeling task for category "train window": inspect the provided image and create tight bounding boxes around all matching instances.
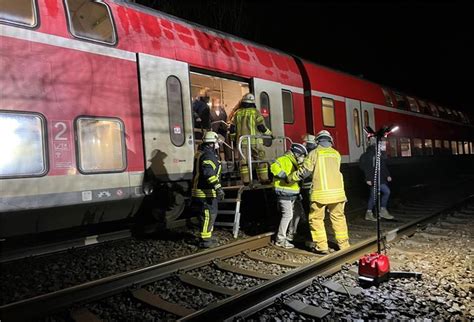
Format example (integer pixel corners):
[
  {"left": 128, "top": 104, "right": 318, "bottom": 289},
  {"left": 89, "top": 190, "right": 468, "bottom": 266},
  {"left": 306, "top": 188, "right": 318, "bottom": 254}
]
[
  {"left": 458, "top": 111, "right": 468, "bottom": 123},
  {"left": 463, "top": 142, "right": 469, "bottom": 155},
  {"left": 443, "top": 140, "right": 450, "bottom": 154},
  {"left": 428, "top": 103, "right": 440, "bottom": 117},
  {"left": 64, "top": 0, "right": 117, "bottom": 45},
  {"left": 282, "top": 90, "right": 294, "bottom": 124},
  {"left": 450, "top": 141, "right": 458, "bottom": 155},
  {"left": 437, "top": 105, "right": 446, "bottom": 114},
  {"left": 166, "top": 76, "right": 185, "bottom": 147},
  {"left": 0, "top": 112, "right": 47, "bottom": 177},
  {"left": 470, "top": 142, "right": 474, "bottom": 154},
  {"left": 457, "top": 141, "right": 464, "bottom": 155},
  {"left": 260, "top": 92, "right": 271, "bottom": 130},
  {"left": 400, "top": 138, "right": 411, "bottom": 157},
  {"left": 388, "top": 137, "right": 398, "bottom": 157},
  {"left": 412, "top": 138, "right": 423, "bottom": 156},
  {"left": 0, "top": 0, "right": 37, "bottom": 27},
  {"left": 393, "top": 92, "right": 408, "bottom": 110},
  {"left": 381, "top": 88, "right": 394, "bottom": 107},
  {"left": 418, "top": 100, "right": 428, "bottom": 114},
  {"left": 424, "top": 139, "right": 433, "bottom": 156},
  {"left": 363, "top": 110, "right": 370, "bottom": 128},
  {"left": 434, "top": 139, "right": 442, "bottom": 154},
  {"left": 407, "top": 96, "right": 420, "bottom": 113},
  {"left": 353, "top": 109, "right": 361, "bottom": 147},
  {"left": 76, "top": 117, "right": 126, "bottom": 173},
  {"left": 321, "top": 98, "right": 335, "bottom": 127}
]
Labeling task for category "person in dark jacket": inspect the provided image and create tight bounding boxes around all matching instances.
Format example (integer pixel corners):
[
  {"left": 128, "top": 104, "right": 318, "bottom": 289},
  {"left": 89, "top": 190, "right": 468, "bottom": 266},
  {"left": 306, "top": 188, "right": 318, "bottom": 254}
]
[
  {"left": 359, "top": 140, "right": 394, "bottom": 221},
  {"left": 210, "top": 97, "right": 228, "bottom": 137},
  {"left": 192, "top": 91, "right": 211, "bottom": 131},
  {"left": 191, "top": 131, "right": 225, "bottom": 248}
]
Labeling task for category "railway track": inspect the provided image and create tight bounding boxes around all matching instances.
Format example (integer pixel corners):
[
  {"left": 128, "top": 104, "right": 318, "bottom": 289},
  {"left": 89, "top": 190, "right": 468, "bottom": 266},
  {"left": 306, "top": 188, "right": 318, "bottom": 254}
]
[{"left": 1, "top": 194, "right": 472, "bottom": 321}]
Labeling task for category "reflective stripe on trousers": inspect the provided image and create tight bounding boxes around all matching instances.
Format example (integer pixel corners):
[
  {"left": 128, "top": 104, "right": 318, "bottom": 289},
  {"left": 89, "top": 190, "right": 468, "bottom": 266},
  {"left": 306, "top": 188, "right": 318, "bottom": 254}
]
[
  {"left": 192, "top": 197, "right": 218, "bottom": 240},
  {"left": 308, "top": 201, "right": 349, "bottom": 250}
]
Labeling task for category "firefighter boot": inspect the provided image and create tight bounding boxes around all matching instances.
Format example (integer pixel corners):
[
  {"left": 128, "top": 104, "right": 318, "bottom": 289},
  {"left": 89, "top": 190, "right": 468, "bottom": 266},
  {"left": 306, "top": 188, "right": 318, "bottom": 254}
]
[
  {"left": 338, "top": 240, "right": 351, "bottom": 251},
  {"left": 256, "top": 163, "right": 270, "bottom": 184},
  {"left": 240, "top": 165, "right": 250, "bottom": 185}
]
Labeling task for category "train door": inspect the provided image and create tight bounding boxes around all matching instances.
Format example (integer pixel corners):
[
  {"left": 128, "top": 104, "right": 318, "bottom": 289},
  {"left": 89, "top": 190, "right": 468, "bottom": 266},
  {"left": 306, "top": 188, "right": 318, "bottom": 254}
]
[
  {"left": 346, "top": 98, "right": 364, "bottom": 162},
  {"left": 138, "top": 53, "right": 194, "bottom": 181},
  {"left": 361, "top": 102, "right": 375, "bottom": 150},
  {"left": 253, "top": 78, "right": 286, "bottom": 160}
]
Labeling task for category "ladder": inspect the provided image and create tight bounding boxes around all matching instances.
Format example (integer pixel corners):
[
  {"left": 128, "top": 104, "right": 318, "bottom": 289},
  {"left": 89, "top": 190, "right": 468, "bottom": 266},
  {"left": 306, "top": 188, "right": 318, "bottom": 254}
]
[
  {"left": 213, "top": 134, "right": 290, "bottom": 238},
  {"left": 214, "top": 184, "right": 272, "bottom": 238}
]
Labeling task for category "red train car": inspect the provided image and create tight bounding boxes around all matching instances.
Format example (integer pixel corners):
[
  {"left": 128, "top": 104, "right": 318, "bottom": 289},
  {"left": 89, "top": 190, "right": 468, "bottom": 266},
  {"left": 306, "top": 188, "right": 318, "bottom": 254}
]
[{"left": 1, "top": 0, "right": 473, "bottom": 237}]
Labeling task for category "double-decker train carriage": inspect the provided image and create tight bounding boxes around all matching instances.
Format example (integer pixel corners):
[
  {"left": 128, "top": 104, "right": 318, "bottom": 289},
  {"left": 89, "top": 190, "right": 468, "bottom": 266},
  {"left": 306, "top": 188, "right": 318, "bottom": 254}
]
[{"left": 1, "top": 0, "right": 473, "bottom": 238}]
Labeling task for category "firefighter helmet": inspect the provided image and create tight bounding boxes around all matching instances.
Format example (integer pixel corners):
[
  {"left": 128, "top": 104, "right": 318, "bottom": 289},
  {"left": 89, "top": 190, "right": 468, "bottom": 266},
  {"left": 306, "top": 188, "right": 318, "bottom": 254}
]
[
  {"left": 302, "top": 133, "right": 317, "bottom": 145},
  {"left": 290, "top": 143, "right": 308, "bottom": 157},
  {"left": 203, "top": 131, "right": 219, "bottom": 143},
  {"left": 315, "top": 130, "right": 333, "bottom": 143},
  {"left": 241, "top": 93, "right": 256, "bottom": 104}
]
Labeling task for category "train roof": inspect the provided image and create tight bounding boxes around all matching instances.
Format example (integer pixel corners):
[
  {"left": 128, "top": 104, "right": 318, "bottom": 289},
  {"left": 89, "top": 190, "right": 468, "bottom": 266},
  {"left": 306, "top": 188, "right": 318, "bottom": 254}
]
[{"left": 113, "top": 1, "right": 466, "bottom": 114}]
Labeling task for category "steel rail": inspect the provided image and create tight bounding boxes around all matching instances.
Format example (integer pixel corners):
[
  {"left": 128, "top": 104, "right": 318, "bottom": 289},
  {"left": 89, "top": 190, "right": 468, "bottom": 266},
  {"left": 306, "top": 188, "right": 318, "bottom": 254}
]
[
  {"left": 0, "top": 233, "right": 273, "bottom": 321},
  {"left": 180, "top": 196, "right": 474, "bottom": 321}
]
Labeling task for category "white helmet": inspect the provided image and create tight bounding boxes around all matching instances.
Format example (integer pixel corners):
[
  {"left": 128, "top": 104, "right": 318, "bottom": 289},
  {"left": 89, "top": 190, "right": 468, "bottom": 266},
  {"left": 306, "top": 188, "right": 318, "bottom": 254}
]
[
  {"left": 241, "top": 93, "right": 255, "bottom": 104},
  {"left": 315, "top": 130, "right": 333, "bottom": 143},
  {"left": 302, "top": 133, "right": 316, "bottom": 145},
  {"left": 203, "top": 131, "right": 219, "bottom": 143}
]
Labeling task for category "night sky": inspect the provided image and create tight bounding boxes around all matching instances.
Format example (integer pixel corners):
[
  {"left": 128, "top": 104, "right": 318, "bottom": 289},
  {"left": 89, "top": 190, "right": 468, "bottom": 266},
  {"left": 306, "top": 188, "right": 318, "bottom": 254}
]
[{"left": 137, "top": 0, "right": 473, "bottom": 112}]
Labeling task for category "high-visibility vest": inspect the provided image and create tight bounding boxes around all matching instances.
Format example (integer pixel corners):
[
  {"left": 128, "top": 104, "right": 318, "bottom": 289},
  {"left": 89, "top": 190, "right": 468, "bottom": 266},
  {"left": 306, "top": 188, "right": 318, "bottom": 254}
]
[
  {"left": 305, "top": 146, "right": 346, "bottom": 204},
  {"left": 270, "top": 152, "right": 300, "bottom": 196},
  {"left": 232, "top": 107, "right": 271, "bottom": 145}
]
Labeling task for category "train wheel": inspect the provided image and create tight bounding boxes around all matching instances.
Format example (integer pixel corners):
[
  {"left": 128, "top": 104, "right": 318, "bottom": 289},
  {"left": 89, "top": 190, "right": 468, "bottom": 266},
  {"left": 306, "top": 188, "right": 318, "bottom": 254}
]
[
  {"left": 161, "top": 190, "right": 185, "bottom": 222},
  {"left": 150, "top": 182, "right": 188, "bottom": 224}
]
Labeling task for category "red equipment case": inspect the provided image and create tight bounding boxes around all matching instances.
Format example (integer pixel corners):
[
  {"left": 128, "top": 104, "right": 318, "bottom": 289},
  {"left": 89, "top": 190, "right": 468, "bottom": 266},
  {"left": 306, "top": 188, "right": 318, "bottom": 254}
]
[{"left": 358, "top": 253, "right": 390, "bottom": 284}]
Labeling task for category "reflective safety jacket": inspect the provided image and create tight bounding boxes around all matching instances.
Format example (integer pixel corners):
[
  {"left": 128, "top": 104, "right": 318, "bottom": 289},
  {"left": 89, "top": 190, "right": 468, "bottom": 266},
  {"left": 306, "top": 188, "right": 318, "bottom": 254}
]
[
  {"left": 231, "top": 106, "right": 271, "bottom": 145},
  {"left": 270, "top": 152, "right": 300, "bottom": 199},
  {"left": 192, "top": 145, "right": 222, "bottom": 198},
  {"left": 290, "top": 146, "right": 346, "bottom": 204}
]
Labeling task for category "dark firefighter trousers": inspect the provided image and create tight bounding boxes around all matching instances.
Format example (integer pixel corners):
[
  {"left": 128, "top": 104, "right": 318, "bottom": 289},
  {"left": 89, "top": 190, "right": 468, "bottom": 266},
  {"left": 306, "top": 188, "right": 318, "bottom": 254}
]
[{"left": 192, "top": 197, "right": 218, "bottom": 240}]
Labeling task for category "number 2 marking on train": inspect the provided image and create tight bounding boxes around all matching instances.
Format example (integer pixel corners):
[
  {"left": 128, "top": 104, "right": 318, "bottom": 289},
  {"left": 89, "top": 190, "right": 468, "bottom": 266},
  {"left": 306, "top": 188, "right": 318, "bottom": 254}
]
[{"left": 54, "top": 122, "right": 68, "bottom": 141}]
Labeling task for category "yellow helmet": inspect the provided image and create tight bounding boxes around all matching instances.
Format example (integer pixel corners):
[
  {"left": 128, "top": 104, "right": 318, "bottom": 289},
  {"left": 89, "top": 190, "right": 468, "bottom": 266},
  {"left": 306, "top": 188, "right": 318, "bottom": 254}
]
[
  {"left": 203, "top": 131, "right": 219, "bottom": 143},
  {"left": 241, "top": 93, "right": 255, "bottom": 104}
]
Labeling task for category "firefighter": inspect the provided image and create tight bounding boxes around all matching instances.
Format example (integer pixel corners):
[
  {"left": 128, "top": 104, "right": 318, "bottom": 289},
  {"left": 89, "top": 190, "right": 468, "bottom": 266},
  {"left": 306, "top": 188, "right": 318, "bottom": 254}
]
[
  {"left": 270, "top": 143, "right": 308, "bottom": 248},
  {"left": 288, "top": 130, "right": 350, "bottom": 254},
  {"left": 191, "top": 131, "right": 225, "bottom": 248},
  {"left": 302, "top": 133, "right": 317, "bottom": 153},
  {"left": 230, "top": 93, "right": 272, "bottom": 185}
]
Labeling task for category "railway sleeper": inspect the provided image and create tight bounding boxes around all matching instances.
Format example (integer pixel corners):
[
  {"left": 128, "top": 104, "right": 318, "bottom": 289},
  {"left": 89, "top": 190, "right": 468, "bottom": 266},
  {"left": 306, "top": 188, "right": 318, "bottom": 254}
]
[
  {"left": 284, "top": 299, "right": 331, "bottom": 319},
  {"left": 70, "top": 308, "right": 102, "bottom": 322},
  {"left": 131, "top": 288, "right": 195, "bottom": 317},
  {"left": 213, "top": 260, "right": 274, "bottom": 280},
  {"left": 178, "top": 273, "right": 238, "bottom": 296},
  {"left": 244, "top": 250, "right": 303, "bottom": 268}
]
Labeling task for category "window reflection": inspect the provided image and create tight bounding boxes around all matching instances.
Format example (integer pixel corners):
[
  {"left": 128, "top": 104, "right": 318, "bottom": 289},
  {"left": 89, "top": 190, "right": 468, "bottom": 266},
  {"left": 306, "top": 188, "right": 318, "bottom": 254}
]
[{"left": 0, "top": 112, "right": 46, "bottom": 177}]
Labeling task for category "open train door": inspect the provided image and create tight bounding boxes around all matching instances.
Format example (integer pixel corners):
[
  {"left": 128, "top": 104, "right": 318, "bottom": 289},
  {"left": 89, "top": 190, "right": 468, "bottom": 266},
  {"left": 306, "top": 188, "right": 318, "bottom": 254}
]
[
  {"left": 253, "top": 78, "right": 287, "bottom": 160},
  {"left": 138, "top": 54, "right": 194, "bottom": 220}
]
